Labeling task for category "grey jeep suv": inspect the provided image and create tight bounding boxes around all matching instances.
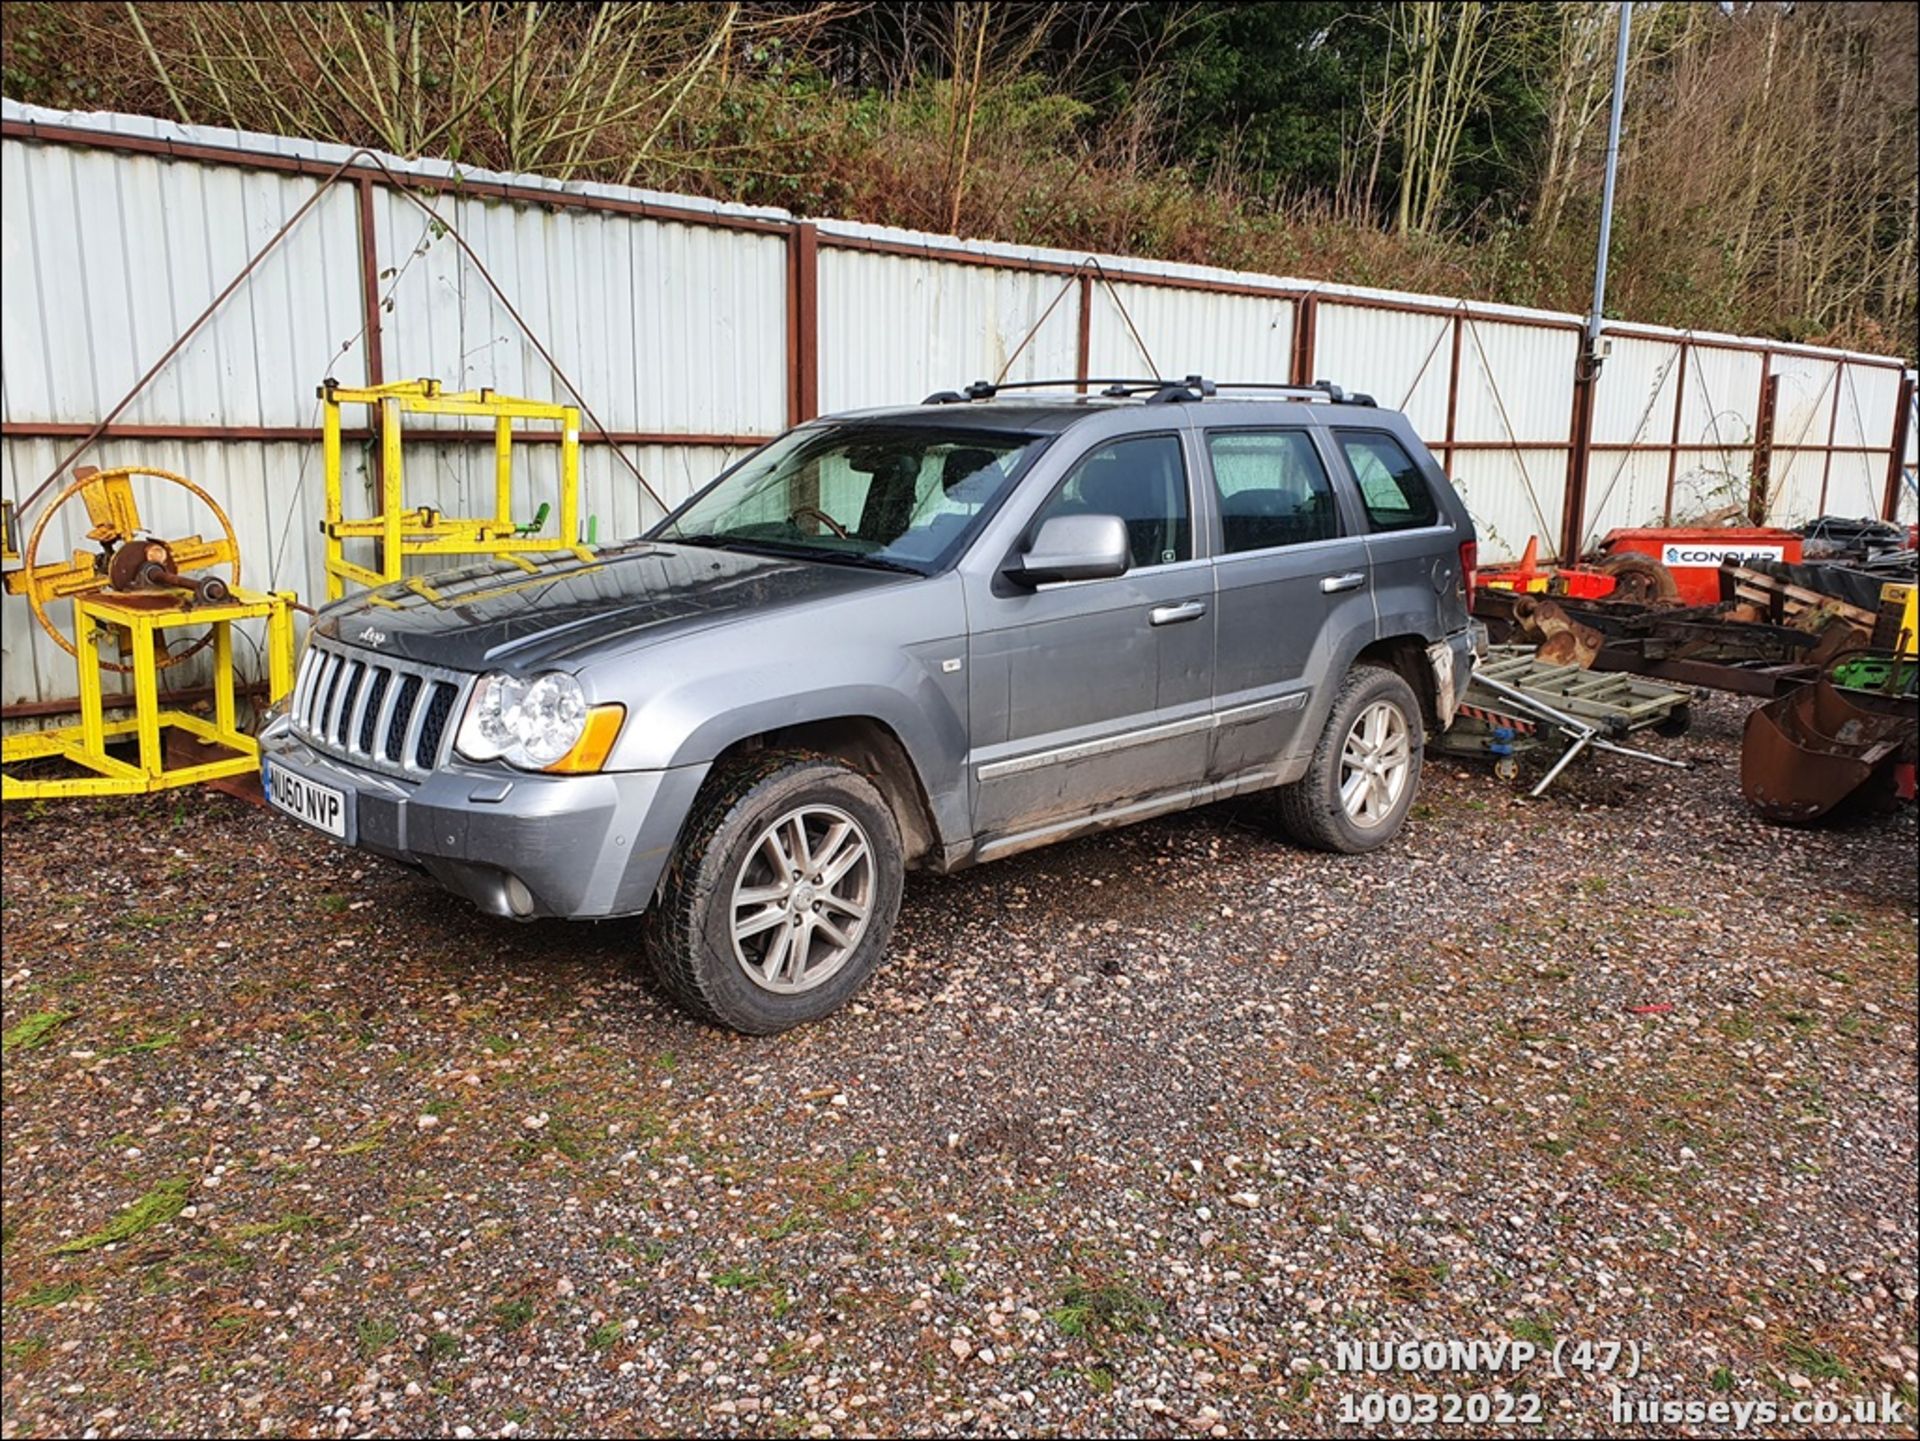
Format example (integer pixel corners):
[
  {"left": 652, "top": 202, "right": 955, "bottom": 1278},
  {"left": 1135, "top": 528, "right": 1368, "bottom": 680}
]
[{"left": 260, "top": 377, "right": 1479, "bottom": 1032}]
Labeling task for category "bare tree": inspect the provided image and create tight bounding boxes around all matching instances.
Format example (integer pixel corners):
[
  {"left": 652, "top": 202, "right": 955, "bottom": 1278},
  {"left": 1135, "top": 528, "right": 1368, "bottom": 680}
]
[
  {"left": 1362, "top": 3, "right": 1507, "bottom": 236},
  {"left": 111, "top": 2, "right": 843, "bottom": 183}
]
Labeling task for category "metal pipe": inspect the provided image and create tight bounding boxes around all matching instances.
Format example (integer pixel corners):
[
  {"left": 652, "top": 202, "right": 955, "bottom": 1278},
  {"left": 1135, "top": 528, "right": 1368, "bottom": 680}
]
[
  {"left": 1587, "top": 2, "right": 1633, "bottom": 362},
  {"left": 1529, "top": 729, "right": 1596, "bottom": 798}
]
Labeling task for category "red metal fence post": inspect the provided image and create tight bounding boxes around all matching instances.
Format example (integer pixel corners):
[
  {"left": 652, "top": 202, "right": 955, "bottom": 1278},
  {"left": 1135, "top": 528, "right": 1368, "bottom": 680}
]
[
  {"left": 354, "top": 175, "right": 387, "bottom": 567},
  {"left": 1441, "top": 314, "right": 1463, "bottom": 477},
  {"left": 1561, "top": 356, "right": 1596, "bottom": 561},
  {"left": 355, "top": 177, "right": 385, "bottom": 391},
  {"left": 1881, "top": 374, "right": 1913, "bottom": 522},
  {"left": 1075, "top": 274, "right": 1093, "bottom": 393},
  {"left": 786, "top": 222, "right": 820, "bottom": 425},
  {"left": 1290, "top": 297, "right": 1319, "bottom": 387},
  {"left": 1817, "top": 360, "right": 1845, "bottom": 515},
  {"left": 1750, "top": 362, "right": 1778, "bottom": 525}
]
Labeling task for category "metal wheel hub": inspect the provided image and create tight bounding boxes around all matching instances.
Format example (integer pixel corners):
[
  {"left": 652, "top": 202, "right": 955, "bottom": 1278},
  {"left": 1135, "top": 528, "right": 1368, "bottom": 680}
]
[
  {"left": 729, "top": 804, "right": 874, "bottom": 995},
  {"left": 1339, "top": 699, "right": 1413, "bottom": 828}
]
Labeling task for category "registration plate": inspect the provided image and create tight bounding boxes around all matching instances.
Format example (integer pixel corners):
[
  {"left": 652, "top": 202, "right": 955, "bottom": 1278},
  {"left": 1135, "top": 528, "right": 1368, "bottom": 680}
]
[{"left": 263, "top": 760, "right": 350, "bottom": 840}]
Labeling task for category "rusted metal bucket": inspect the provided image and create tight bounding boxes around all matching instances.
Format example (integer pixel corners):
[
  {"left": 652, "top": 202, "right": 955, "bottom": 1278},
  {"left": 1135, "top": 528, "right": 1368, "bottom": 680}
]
[
  {"left": 1510, "top": 595, "right": 1604, "bottom": 669},
  {"left": 1741, "top": 680, "right": 1915, "bottom": 824}
]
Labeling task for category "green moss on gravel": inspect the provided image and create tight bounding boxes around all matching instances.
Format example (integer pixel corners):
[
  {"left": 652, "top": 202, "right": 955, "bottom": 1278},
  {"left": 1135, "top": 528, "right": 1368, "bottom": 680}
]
[
  {"left": 53, "top": 1177, "right": 192, "bottom": 1254},
  {"left": 13, "top": 1281, "right": 82, "bottom": 1308},
  {"left": 2, "top": 1010, "right": 74, "bottom": 1054}
]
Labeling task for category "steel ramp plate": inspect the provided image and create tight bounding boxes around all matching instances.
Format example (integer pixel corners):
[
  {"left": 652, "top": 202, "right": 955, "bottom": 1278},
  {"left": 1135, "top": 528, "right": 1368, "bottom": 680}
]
[{"left": 1476, "top": 648, "right": 1691, "bottom": 731}]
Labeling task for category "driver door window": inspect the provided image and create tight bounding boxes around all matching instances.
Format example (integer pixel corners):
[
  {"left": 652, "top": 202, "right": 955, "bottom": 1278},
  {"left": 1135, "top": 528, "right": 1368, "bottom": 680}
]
[{"left": 1032, "top": 434, "right": 1191, "bottom": 570}]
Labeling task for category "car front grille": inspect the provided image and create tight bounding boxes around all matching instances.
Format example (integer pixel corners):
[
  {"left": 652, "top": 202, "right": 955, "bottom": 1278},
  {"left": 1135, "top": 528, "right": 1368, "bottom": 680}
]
[{"left": 290, "top": 639, "right": 471, "bottom": 778}]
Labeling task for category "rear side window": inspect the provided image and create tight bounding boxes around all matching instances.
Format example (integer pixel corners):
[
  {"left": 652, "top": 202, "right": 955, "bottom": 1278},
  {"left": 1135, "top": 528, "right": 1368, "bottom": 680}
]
[
  {"left": 1036, "top": 434, "right": 1191, "bottom": 570},
  {"left": 1337, "top": 431, "right": 1439, "bottom": 532},
  {"left": 1206, "top": 431, "right": 1340, "bottom": 553}
]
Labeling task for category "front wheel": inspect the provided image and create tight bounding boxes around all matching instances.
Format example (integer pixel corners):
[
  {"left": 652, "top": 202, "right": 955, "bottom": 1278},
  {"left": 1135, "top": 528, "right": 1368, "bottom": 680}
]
[
  {"left": 1275, "top": 664, "right": 1424, "bottom": 853},
  {"left": 641, "top": 752, "right": 904, "bottom": 1034}
]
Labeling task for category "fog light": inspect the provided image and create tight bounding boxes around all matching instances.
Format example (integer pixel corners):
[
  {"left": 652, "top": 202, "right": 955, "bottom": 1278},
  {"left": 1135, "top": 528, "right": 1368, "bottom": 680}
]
[{"left": 503, "top": 875, "right": 535, "bottom": 917}]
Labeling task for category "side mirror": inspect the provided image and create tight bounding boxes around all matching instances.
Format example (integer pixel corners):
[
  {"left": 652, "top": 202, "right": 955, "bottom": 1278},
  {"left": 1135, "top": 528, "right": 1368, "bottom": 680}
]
[{"left": 1007, "top": 513, "right": 1130, "bottom": 586}]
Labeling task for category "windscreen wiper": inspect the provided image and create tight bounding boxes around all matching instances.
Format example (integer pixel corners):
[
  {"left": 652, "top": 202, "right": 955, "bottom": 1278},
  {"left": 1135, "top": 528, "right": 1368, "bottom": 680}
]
[{"left": 666, "top": 535, "right": 923, "bottom": 574}]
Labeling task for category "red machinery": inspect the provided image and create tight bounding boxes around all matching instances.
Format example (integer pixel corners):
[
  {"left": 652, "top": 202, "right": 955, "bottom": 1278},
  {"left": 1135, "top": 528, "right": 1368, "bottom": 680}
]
[
  {"left": 1479, "top": 527, "right": 1807, "bottom": 608},
  {"left": 1599, "top": 527, "right": 1803, "bottom": 606}
]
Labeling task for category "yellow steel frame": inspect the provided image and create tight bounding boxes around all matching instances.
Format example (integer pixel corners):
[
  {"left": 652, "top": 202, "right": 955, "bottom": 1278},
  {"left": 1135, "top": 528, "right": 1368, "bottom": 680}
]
[
  {"left": 1, "top": 586, "right": 297, "bottom": 800},
  {"left": 321, "top": 378, "right": 582, "bottom": 599}
]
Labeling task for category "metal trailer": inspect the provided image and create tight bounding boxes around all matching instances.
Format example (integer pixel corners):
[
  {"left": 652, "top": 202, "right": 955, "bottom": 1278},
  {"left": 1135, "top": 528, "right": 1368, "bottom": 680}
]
[{"left": 1433, "top": 648, "right": 1694, "bottom": 796}]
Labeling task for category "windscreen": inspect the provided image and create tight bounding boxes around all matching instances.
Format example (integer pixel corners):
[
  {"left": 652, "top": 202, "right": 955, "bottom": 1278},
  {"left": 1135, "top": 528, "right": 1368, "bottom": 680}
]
[{"left": 653, "top": 423, "right": 1047, "bottom": 572}]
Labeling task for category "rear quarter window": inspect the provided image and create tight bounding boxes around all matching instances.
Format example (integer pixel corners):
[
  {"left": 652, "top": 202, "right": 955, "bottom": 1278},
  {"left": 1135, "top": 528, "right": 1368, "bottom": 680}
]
[{"left": 1335, "top": 430, "right": 1440, "bottom": 532}]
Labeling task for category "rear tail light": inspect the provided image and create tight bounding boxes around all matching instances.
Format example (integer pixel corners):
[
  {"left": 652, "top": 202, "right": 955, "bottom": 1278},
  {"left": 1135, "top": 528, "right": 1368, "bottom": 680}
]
[{"left": 1458, "top": 539, "right": 1479, "bottom": 599}]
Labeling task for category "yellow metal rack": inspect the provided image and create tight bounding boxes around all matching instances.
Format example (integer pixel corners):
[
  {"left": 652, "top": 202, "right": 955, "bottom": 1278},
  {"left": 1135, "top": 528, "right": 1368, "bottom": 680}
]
[
  {"left": 321, "top": 377, "right": 582, "bottom": 599},
  {"left": 2, "top": 466, "right": 297, "bottom": 801},
  {"left": 2, "top": 586, "right": 295, "bottom": 799}
]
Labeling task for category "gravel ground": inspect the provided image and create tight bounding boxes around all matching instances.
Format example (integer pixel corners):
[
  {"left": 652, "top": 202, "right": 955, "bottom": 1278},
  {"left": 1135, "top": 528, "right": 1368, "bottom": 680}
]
[{"left": 2, "top": 693, "right": 1915, "bottom": 1439}]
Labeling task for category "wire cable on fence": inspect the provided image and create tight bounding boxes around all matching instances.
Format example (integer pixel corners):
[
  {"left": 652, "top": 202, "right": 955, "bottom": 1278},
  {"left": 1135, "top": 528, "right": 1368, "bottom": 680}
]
[
  {"left": 1394, "top": 306, "right": 1459, "bottom": 412},
  {"left": 21, "top": 147, "right": 377, "bottom": 517},
  {"left": 992, "top": 257, "right": 1162, "bottom": 387},
  {"left": 22, "top": 145, "right": 669, "bottom": 527},
  {"left": 269, "top": 208, "right": 443, "bottom": 592},
  {"left": 358, "top": 150, "right": 668, "bottom": 518},
  {"left": 1462, "top": 316, "right": 1558, "bottom": 550},
  {"left": 1579, "top": 336, "right": 1686, "bottom": 545}
]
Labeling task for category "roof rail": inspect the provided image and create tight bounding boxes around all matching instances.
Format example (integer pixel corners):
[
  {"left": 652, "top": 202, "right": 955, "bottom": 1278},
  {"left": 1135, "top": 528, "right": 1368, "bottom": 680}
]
[
  {"left": 922, "top": 375, "right": 1377, "bottom": 407},
  {"left": 922, "top": 377, "right": 1165, "bottom": 404},
  {"left": 1201, "top": 379, "right": 1378, "bottom": 406}
]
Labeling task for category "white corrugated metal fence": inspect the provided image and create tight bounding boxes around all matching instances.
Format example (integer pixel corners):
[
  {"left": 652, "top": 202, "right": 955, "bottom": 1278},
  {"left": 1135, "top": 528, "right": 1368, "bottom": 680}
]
[{"left": 2, "top": 100, "right": 1911, "bottom": 712}]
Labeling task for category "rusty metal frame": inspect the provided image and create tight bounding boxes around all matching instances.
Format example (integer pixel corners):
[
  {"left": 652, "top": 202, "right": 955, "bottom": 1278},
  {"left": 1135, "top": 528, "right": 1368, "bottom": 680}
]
[
  {"left": 1, "top": 679, "right": 270, "bottom": 723},
  {"left": 4, "top": 113, "right": 1903, "bottom": 368},
  {"left": 0, "top": 117, "right": 791, "bottom": 236}
]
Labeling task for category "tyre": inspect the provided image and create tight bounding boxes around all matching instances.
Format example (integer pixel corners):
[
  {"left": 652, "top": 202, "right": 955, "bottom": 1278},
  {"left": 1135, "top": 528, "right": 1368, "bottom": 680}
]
[
  {"left": 1275, "top": 663, "right": 1424, "bottom": 854},
  {"left": 641, "top": 751, "right": 905, "bottom": 1034}
]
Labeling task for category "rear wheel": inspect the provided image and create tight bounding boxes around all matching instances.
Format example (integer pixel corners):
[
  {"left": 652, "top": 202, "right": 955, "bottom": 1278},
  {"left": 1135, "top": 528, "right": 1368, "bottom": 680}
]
[
  {"left": 1275, "top": 664, "right": 1424, "bottom": 853},
  {"left": 641, "top": 752, "right": 904, "bottom": 1034}
]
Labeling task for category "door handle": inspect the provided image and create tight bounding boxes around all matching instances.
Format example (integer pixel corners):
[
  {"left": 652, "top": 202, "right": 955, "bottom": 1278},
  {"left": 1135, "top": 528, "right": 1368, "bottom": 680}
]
[
  {"left": 1320, "top": 572, "right": 1366, "bottom": 594},
  {"left": 1149, "top": 600, "right": 1207, "bottom": 626}
]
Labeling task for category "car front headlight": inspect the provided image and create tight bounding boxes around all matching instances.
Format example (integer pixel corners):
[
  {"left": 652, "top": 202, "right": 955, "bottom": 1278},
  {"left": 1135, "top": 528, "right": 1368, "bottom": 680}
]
[{"left": 456, "top": 671, "right": 623, "bottom": 773}]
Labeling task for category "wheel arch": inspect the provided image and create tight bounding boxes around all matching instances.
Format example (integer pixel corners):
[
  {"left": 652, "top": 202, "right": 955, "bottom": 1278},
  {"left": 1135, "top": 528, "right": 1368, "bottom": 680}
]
[
  {"left": 707, "top": 715, "right": 942, "bottom": 868},
  {"left": 1355, "top": 633, "right": 1441, "bottom": 732}
]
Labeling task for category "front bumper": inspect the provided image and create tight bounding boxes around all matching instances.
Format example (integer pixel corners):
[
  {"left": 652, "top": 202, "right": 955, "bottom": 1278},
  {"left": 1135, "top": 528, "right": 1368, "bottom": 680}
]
[{"left": 258, "top": 718, "right": 708, "bottom": 920}]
